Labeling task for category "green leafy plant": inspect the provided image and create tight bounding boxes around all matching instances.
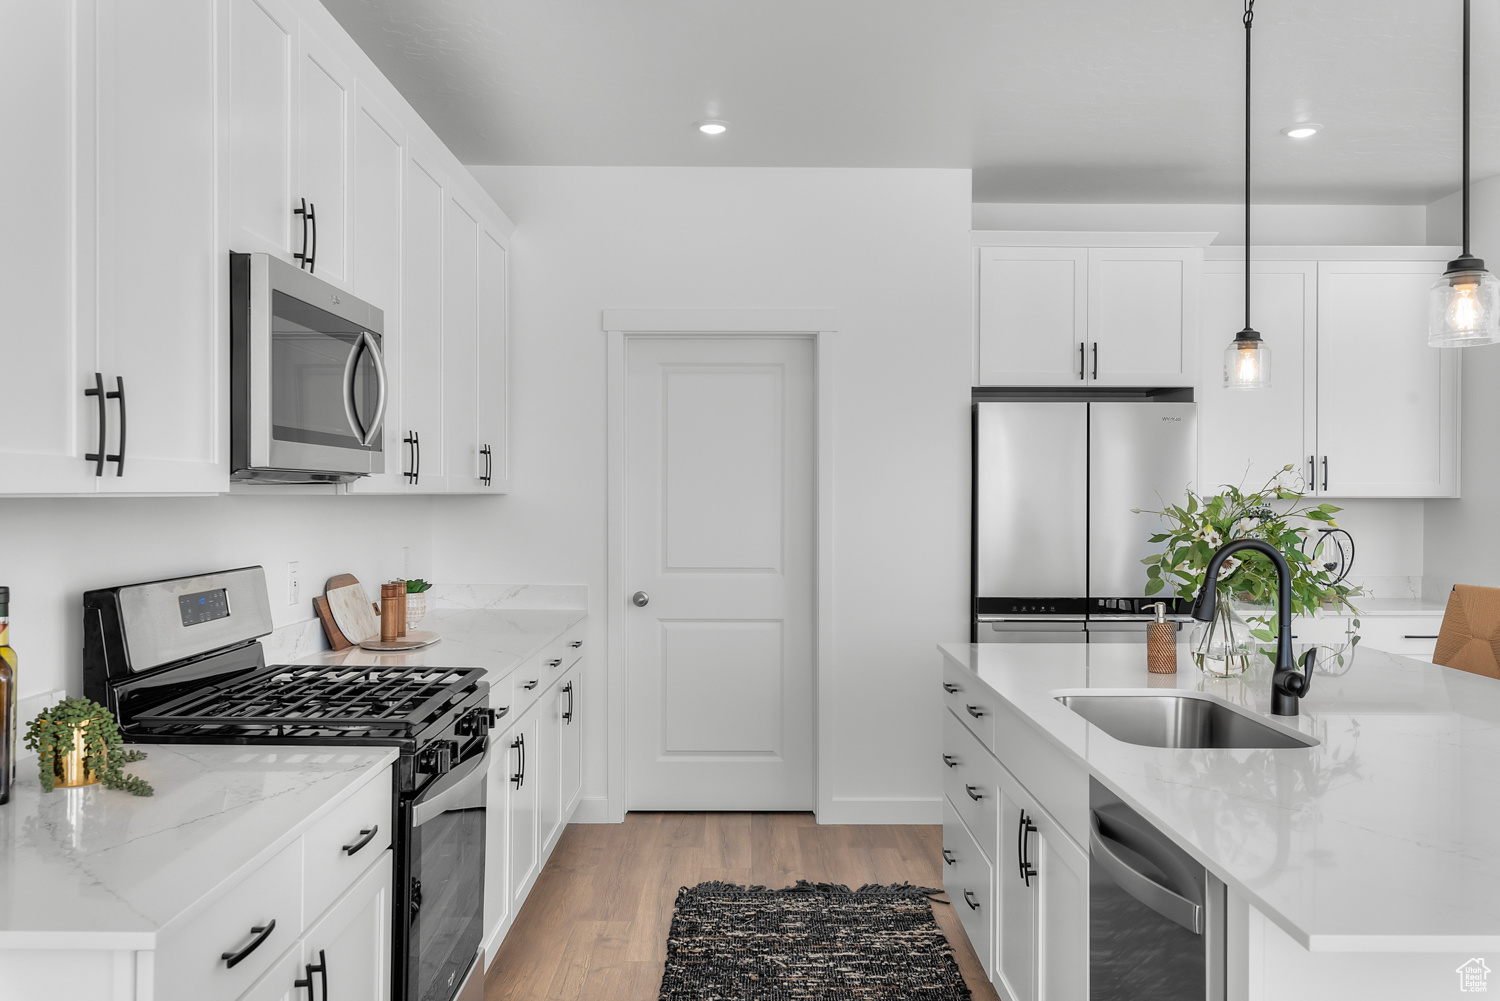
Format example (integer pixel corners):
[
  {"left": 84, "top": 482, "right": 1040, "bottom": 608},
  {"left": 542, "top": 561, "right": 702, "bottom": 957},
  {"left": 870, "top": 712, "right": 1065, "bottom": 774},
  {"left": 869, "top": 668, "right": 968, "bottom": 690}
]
[
  {"left": 23, "top": 697, "right": 153, "bottom": 796},
  {"left": 1137, "top": 465, "right": 1361, "bottom": 647},
  {"left": 405, "top": 579, "right": 432, "bottom": 594}
]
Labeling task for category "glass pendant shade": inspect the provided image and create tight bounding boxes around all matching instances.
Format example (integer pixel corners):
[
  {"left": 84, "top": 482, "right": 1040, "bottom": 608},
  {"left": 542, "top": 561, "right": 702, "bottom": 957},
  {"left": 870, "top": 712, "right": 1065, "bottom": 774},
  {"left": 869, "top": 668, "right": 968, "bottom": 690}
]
[
  {"left": 1428, "top": 263, "right": 1500, "bottom": 346},
  {"left": 1224, "top": 331, "right": 1271, "bottom": 389}
]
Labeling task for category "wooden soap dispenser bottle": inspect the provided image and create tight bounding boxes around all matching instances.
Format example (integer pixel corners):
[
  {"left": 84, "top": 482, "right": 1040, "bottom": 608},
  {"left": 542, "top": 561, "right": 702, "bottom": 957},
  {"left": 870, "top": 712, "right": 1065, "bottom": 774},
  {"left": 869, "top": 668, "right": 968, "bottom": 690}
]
[{"left": 1146, "top": 601, "right": 1177, "bottom": 674}]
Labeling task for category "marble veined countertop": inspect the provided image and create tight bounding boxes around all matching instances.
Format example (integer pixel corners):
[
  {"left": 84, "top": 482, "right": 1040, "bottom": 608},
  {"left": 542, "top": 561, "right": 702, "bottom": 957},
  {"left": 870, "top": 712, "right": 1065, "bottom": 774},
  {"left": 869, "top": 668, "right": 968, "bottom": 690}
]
[
  {"left": 940, "top": 641, "right": 1500, "bottom": 953},
  {"left": 0, "top": 744, "right": 396, "bottom": 948}
]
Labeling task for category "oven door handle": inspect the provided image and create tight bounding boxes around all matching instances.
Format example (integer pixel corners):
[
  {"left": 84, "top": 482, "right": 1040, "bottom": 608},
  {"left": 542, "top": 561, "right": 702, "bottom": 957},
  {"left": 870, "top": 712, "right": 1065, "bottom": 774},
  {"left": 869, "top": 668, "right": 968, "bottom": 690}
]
[
  {"left": 1090, "top": 811, "right": 1203, "bottom": 934},
  {"left": 357, "top": 330, "right": 388, "bottom": 447},
  {"left": 412, "top": 745, "right": 489, "bottom": 828}
]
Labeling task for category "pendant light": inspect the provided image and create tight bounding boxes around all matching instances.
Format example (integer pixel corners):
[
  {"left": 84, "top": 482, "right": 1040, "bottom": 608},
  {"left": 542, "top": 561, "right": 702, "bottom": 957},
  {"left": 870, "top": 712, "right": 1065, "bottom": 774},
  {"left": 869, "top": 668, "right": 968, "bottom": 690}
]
[
  {"left": 1225, "top": 0, "right": 1271, "bottom": 389},
  {"left": 1430, "top": 0, "right": 1500, "bottom": 347}
]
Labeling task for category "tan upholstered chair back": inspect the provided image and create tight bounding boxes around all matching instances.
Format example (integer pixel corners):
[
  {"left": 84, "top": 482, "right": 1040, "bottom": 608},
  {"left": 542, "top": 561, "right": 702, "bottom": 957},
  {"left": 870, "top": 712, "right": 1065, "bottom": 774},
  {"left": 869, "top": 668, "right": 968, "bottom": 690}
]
[{"left": 1434, "top": 585, "right": 1500, "bottom": 679}]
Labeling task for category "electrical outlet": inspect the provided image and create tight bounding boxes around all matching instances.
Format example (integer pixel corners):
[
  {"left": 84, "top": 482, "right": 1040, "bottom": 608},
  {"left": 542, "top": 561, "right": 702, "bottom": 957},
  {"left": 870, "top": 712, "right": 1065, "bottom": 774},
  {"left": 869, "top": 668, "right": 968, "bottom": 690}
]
[{"left": 288, "top": 561, "right": 302, "bottom": 606}]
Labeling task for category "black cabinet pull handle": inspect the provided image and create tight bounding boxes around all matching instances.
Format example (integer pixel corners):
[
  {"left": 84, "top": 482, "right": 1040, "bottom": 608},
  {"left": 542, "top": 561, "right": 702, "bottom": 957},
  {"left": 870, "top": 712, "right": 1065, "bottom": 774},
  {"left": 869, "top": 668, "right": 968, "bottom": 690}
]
[
  {"left": 965, "top": 784, "right": 983, "bottom": 802},
  {"left": 1404, "top": 634, "right": 1440, "bottom": 639},
  {"left": 547, "top": 658, "right": 563, "bottom": 668},
  {"left": 1322, "top": 455, "right": 1329, "bottom": 492},
  {"left": 563, "top": 681, "right": 574, "bottom": 723},
  {"left": 414, "top": 429, "right": 421, "bottom": 484},
  {"left": 294, "top": 949, "right": 327, "bottom": 1001},
  {"left": 942, "top": 848, "right": 956, "bottom": 866},
  {"left": 966, "top": 704, "right": 984, "bottom": 719},
  {"left": 511, "top": 733, "right": 525, "bottom": 787},
  {"left": 298, "top": 200, "right": 318, "bottom": 274},
  {"left": 1078, "top": 342, "right": 1085, "bottom": 381},
  {"left": 1018, "top": 810, "right": 1038, "bottom": 887},
  {"left": 84, "top": 372, "right": 106, "bottom": 476},
  {"left": 1091, "top": 341, "right": 1099, "bottom": 379},
  {"left": 342, "top": 824, "right": 378, "bottom": 856},
  {"left": 480, "top": 443, "right": 492, "bottom": 485},
  {"left": 570, "top": 640, "right": 583, "bottom": 649},
  {"left": 1308, "top": 455, "right": 1316, "bottom": 486},
  {"left": 105, "top": 376, "right": 126, "bottom": 476},
  {"left": 294, "top": 198, "right": 311, "bottom": 270},
  {"left": 523, "top": 679, "right": 539, "bottom": 690},
  {"left": 963, "top": 889, "right": 980, "bottom": 911},
  {"left": 221, "top": 918, "right": 276, "bottom": 968},
  {"left": 942, "top": 683, "right": 960, "bottom": 694},
  {"left": 942, "top": 754, "right": 958, "bottom": 768}
]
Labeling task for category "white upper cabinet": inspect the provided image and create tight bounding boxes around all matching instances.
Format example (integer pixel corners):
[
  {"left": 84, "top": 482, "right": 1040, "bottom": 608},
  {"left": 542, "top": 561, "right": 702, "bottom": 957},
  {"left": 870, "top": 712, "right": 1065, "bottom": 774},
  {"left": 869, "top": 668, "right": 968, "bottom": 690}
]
[
  {"left": 1086, "top": 248, "right": 1199, "bottom": 387},
  {"left": 475, "top": 226, "right": 510, "bottom": 492},
  {"left": 975, "top": 239, "right": 1199, "bottom": 387},
  {"left": 1198, "top": 261, "right": 1315, "bottom": 494},
  {"left": 1315, "top": 260, "right": 1459, "bottom": 497},
  {"left": 443, "top": 193, "right": 482, "bottom": 493},
  {"left": 295, "top": 30, "right": 353, "bottom": 286},
  {"left": 229, "top": 0, "right": 296, "bottom": 261},
  {"left": 977, "top": 248, "right": 1088, "bottom": 385},
  {"left": 396, "top": 146, "right": 449, "bottom": 493}
]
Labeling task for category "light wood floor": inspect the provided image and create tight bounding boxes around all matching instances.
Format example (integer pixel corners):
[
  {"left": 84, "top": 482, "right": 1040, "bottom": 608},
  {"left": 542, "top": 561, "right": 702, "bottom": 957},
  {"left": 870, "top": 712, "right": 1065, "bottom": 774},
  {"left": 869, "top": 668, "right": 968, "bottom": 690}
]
[{"left": 484, "top": 812, "right": 1000, "bottom": 1001}]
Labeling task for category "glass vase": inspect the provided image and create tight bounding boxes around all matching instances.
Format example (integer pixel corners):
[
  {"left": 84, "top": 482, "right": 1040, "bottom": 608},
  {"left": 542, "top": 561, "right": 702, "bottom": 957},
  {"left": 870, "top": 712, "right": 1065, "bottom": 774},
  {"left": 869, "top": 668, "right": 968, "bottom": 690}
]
[{"left": 1190, "top": 592, "right": 1251, "bottom": 678}]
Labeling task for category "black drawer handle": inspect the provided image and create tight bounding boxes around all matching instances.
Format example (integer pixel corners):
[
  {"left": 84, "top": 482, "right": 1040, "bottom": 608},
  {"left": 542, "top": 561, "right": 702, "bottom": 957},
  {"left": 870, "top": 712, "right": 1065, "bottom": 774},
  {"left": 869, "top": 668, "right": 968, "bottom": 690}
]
[
  {"left": 105, "top": 375, "right": 126, "bottom": 476},
  {"left": 942, "top": 848, "right": 956, "bottom": 866},
  {"left": 570, "top": 640, "right": 583, "bottom": 649},
  {"left": 294, "top": 948, "right": 327, "bottom": 1001},
  {"left": 966, "top": 704, "right": 985, "bottom": 719},
  {"left": 963, "top": 889, "right": 980, "bottom": 911},
  {"left": 965, "top": 784, "right": 983, "bottom": 802},
  {"left": 523, "top": 679, "right": 539, "bottom": 691},
  {"left": 942, "top": 754, "right": 959, "bottom": 768},
  {"left": 84, "top": 372, "right": 106, "bottom": 477},
  {"left": 342, "top": 825, "right": 378, "bottom": 856},
  {"left": 942, "top": 682, "right": 960, "bottom": 694},
  {"left": 547, "top": 658, "right": 563, "bottom": 668},
  {"left": 221, "top": 919, "right": 276, "bottom": 968},
  {"left": 1404, "top": 634, "right": 1439, "bottom": 639}
]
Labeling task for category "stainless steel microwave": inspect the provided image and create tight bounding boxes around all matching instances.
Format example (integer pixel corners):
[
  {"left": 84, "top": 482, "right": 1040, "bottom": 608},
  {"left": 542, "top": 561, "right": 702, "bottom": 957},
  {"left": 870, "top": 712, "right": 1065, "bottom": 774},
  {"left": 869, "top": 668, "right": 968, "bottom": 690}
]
[{"left": 230, "top": 253, "right": 387, "bottom": 483}]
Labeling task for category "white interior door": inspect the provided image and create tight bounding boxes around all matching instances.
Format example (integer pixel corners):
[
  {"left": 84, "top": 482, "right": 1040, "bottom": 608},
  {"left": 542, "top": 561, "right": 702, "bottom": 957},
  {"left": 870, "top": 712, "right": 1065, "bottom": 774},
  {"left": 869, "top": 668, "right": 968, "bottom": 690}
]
[{"left": 624, "top": 335, "right": 815, "bottom": 811}]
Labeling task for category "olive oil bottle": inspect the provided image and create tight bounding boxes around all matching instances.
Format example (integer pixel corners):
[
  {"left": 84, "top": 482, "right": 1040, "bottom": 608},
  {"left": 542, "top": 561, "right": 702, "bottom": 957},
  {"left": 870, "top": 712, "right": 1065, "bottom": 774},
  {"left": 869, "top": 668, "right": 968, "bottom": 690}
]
[{"left": 0, "top": 588, "right": 14, "bottom": 804}]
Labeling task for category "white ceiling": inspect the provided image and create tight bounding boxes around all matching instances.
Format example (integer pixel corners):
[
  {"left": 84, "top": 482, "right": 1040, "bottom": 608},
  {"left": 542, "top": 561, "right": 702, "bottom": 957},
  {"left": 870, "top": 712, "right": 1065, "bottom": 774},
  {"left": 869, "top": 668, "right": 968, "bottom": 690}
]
[{"left": 321, "top": 0, "right": 1500, "bottom": 205}]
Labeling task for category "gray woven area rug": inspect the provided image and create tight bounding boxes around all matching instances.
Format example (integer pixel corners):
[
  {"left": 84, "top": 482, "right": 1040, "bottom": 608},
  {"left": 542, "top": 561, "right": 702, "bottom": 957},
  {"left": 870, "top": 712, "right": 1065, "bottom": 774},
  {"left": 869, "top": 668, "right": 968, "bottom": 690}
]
[{"left": 658, "top": 881, "right": 973, "bottom": 1000}]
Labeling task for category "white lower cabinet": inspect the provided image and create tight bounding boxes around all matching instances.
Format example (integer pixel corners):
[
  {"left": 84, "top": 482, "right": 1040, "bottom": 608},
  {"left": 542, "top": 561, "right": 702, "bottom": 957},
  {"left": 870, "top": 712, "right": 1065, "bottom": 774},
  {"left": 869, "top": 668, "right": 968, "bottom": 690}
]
[{"left": 944, "top": 707, "right": 1088, "bottom": 1001}]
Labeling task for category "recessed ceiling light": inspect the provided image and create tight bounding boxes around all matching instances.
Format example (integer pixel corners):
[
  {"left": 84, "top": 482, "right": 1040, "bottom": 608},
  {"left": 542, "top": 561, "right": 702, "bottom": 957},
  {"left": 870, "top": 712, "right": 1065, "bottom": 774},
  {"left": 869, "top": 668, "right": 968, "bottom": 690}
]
[
  {"left": 1281, "top": 123, "right": 1321, "bottom": 139},
  {"left": 695, "top": 119, "right": 729, "bottom": 136}
]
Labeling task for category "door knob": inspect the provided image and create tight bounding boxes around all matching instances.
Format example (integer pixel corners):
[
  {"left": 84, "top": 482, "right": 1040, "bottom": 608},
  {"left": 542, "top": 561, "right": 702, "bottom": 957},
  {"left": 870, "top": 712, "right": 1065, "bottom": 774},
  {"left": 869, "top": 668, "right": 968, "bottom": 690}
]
[{"left": 631, "top": 591, "right": 650, "bottom": 607}]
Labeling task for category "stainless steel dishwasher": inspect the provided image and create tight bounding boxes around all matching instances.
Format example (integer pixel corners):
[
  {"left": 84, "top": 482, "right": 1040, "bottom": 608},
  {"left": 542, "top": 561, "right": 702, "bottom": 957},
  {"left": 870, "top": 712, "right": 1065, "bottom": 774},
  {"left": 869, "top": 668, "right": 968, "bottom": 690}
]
[{"left": 1090, "top": 778, "right": 1225, "bottom": 1000}]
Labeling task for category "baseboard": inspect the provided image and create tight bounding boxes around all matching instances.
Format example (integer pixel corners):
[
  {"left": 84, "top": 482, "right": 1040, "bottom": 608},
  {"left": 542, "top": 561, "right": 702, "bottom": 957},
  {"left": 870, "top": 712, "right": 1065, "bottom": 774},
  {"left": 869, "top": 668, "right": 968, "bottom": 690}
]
[
  {"left": 817, "top": 795, "right": 943, "bottom": 825},
  {"left": 568, "top": 796, "right": 614, "bottom": 823}
]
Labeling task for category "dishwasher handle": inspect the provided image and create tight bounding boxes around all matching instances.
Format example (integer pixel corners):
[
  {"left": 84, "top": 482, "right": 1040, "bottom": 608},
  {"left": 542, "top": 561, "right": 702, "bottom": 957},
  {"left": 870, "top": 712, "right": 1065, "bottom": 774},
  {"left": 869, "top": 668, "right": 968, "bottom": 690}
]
[{"left": 1090, "top": 810, "right": 1203, "bottom": 934}]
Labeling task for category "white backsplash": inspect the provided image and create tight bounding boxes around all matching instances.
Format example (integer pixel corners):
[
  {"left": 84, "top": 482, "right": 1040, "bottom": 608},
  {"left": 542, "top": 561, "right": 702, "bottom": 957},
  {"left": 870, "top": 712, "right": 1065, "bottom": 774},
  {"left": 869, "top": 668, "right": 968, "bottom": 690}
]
[
  {"left": 1342, "top": 575, "right": 1423, "bottom": 601},
  {"left": 261, "top": 616, "right": 330, "bottom": 663},
  {"left": 429, "top": 583, "right": 587, "bottom": 610}
]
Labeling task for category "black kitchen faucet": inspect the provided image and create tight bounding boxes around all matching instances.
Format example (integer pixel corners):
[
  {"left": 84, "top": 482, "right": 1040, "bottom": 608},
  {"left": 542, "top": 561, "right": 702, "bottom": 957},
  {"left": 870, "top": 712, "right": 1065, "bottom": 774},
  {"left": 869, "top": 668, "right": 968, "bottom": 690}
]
[{"left": 1190, "top": 539, "right": 1317, "bottom": 717}]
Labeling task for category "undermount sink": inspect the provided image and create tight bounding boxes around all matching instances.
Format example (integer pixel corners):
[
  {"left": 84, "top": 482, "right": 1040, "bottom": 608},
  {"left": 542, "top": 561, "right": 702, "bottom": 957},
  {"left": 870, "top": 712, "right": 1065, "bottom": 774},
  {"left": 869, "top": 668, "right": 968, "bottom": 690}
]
[{"left": 1055, "top": 691, "right": 1319, "bottom": 749}]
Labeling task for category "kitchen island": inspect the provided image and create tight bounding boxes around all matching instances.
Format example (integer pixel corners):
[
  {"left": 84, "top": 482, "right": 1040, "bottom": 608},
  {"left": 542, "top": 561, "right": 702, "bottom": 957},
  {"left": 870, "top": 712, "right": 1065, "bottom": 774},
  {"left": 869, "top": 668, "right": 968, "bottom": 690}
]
[{"left": 941, "top": 640, "right": 1500, "bottom": 1001}]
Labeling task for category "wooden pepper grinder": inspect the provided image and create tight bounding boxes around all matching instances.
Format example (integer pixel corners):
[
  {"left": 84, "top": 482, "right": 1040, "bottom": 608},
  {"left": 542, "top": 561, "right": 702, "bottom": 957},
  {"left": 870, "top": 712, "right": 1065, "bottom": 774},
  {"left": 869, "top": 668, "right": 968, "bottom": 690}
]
[
  {"left": 1146, "top": 601, "right": 1178, "bottom": 674},
  {"left": 380, "top": 582, "right": 404, "bottom": 643}
]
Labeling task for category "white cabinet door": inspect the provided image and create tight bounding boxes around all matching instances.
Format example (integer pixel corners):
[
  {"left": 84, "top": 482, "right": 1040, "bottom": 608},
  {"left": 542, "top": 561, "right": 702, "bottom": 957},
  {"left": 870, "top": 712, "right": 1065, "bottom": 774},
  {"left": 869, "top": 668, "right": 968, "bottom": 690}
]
[
  {"left": 537, "top": 679, "right": 563, "bottom": 852},
  {"left": 95, "top": 0, "right": 225, "bottom": 493},
  {"left": 1316, "top": 261, "right": 1459, "bottom": 497},
  {"left": 295, "top": 26, "right": 353, "bottom": 288},
  {"left": 345, "top": 93, "right": 407, "bottom": 495},
  {"left": 0, "top": 1, "right": 97, "bottom": 495},
  {"left": 300, "top": 851, "right": 392, "bottom": 1001},
  {"left": 1034, "top": 814, "right": 1088, "bottom": 1001},
  {"left": 559, "top": 673, "right": 582, "bottom": 821},
  {"left": 997, "top": 786, "right": 1038, "bottom": 1001},
  {"left": 977, "top": 248, "right": 1088, "bottom": 386},
  {"left": 443, "top": 193, "right": 482, "bottom": 493},
  {"left": 483, "top": 728, "right": 512, "bottom": 959},
  {"left": 506, "top": 709, "right": 540, "bottom": 914},
  {"left": 229, "top": 0, "right": 296, "bottom": 259},
  {"left": 1087, "top": 248, "right": 1199, "bottom": 387},
  {"left": 398, "top": 145, "right": 448, "bottom": 492},
  {"left": 475, "top": 223, "right": 509, "bottom": 492},
  {"left": 1198, "top": 262, "right": 1316, "bottom": 494}
]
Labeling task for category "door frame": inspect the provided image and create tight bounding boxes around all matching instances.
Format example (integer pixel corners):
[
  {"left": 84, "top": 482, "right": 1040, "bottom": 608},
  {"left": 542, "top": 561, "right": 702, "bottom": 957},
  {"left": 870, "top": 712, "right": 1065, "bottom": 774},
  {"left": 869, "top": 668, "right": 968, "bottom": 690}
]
[{"left": 602, "top": 309, "right": 838, "bottom": 824}]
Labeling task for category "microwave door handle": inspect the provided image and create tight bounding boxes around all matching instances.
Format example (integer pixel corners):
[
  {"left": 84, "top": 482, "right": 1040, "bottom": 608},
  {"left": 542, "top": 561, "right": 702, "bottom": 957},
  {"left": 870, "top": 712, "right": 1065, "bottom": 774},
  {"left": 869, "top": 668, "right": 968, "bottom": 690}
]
[
  {"left": 358, "top": 331, "right": 388, "bottom": 446},
  {"left": 340, "top": 335, "right": 366, "bottom": 443}
]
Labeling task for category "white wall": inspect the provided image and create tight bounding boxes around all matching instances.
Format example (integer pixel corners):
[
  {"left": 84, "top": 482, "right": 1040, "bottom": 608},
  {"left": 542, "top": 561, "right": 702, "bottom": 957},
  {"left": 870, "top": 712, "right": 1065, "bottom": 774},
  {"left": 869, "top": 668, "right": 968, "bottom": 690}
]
[
  {"left": 0, "top": 494, "right": 433, "bottom": 699},
  {"left": 434, "top": 166, "right": 974, "bottom": 824},
  {"left": 972, "top": 202, "right": 1428, "bottom": 246},
  {"left": 1424, "top": 176, "right": 1500, "bottom": 598}
]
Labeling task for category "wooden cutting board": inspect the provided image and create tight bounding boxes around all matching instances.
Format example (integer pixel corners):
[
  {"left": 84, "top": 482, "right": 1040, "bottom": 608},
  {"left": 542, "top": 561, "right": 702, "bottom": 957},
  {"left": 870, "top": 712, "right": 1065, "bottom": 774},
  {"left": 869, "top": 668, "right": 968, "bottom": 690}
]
[{"left": 325, "top": 576, "right": 381, "bottom": 645}]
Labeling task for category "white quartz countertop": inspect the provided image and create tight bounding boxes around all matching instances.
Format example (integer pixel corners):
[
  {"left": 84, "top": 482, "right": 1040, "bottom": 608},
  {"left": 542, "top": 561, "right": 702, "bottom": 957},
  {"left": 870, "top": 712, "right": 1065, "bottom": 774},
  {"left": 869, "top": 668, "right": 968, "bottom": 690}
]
[
  {"left": 286, "top": 607, "right": 586, "bottom": 685},
  {"left": 0, "top": 744, "right": 396, "bottom": 949},
  {"left": 940, "top": 640, "right": 1500, "bottom": 953}
]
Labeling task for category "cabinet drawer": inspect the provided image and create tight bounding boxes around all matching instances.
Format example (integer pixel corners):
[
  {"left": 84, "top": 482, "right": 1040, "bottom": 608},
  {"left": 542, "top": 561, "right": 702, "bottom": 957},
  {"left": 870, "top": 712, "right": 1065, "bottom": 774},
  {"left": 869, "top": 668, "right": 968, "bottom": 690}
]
[
  {"left": 943, "top": 710, "right": 1000, "bottom": 861},
  {"left": 942, "top": 658, "right": 995, "bottom": 748},
  {"left": 155, "top": 838, "right": 302, "bottom": 1001},
  {"left": 502, "top": 664, "right": 547, "bottom": 719},
  {"left": 943, "top": 796, "right": 994, "bottom": 977},
  {"left": 303, "top": 764, "right": 393, "bottom": 922},
  {"left": 538, "top": 621, "right": 585, "bottom": 682}
]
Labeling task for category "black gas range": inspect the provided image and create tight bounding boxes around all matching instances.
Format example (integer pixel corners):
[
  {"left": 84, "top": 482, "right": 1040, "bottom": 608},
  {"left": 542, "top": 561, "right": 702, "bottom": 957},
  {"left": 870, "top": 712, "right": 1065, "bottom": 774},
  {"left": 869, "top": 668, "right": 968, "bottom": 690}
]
[{"left": 82, "top": 566, "right": 496, "bottom": 1001}]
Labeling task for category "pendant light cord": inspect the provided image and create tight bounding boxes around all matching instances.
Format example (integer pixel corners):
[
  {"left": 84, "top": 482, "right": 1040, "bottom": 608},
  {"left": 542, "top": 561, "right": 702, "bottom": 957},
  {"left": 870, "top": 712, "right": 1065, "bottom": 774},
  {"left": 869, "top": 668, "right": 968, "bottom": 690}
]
[
  {"left": 1464, "top": 0, "right": 1471, "bottom": 256},
  {"left": 1244, "top": 0, "right": 1254, "bottom": 331}
]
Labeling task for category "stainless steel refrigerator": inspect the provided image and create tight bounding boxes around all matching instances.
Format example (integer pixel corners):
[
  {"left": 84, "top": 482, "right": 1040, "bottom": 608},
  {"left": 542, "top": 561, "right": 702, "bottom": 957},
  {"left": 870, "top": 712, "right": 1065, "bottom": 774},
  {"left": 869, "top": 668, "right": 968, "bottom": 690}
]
[{"left": 972, "top": 398, "right": 1198, "bottom": 643}]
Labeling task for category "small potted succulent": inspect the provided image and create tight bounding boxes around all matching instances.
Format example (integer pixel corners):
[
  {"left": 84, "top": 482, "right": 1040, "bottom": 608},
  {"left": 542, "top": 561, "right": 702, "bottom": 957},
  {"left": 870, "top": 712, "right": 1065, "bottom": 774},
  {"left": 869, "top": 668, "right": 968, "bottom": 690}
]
[
  {"left": 405, "top": 578, "right": 433, "bottom": 628},
  {"left": 23, "top": 697, "right": 153, "bottom": 796}
]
